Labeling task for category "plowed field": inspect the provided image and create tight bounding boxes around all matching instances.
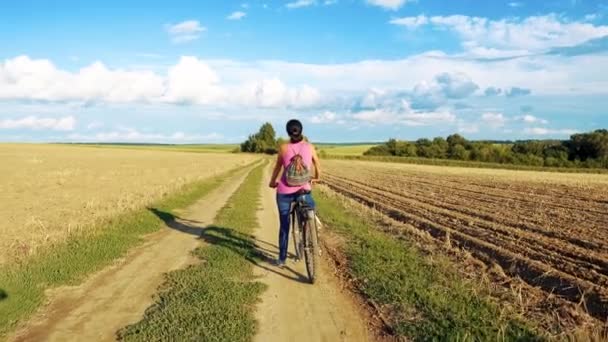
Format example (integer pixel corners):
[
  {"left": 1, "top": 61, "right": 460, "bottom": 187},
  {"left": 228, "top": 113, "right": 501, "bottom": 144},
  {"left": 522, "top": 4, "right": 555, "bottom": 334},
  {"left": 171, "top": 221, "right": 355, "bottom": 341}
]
[{"left": 323, "top": 160, "right": 608, "bottom": 323}]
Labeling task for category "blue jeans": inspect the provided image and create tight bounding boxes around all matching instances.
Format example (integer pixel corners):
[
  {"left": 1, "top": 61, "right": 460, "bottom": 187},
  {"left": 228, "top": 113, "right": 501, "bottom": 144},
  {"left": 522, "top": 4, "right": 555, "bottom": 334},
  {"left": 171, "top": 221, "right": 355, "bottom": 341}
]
[{"left": 276, "top": 192, "right": 315, "bottom": 262}]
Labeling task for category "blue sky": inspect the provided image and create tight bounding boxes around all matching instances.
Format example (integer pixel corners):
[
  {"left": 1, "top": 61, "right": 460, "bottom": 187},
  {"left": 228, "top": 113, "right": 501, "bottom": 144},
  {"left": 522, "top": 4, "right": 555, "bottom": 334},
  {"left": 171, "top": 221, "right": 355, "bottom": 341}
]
[{"left": 1, "top": 0, "right": 607, "bottom": 143}]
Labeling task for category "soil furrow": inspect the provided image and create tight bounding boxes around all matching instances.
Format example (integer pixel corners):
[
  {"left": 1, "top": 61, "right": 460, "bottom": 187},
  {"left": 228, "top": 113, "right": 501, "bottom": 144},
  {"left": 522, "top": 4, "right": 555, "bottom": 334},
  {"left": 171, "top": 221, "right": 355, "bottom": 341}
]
[
  {"left": 325, "top": 176, "right": 608, "bottom": 287},
  {"left": 324, "top": 179, "right": 608, "bottom": 320}
]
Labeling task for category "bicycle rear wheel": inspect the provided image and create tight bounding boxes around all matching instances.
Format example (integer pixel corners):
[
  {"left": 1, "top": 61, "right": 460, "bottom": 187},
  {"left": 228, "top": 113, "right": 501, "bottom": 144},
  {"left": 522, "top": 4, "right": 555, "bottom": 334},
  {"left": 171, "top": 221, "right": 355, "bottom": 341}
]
[{"left": 303, "top": 209, "right": 319, "bottom": 284}]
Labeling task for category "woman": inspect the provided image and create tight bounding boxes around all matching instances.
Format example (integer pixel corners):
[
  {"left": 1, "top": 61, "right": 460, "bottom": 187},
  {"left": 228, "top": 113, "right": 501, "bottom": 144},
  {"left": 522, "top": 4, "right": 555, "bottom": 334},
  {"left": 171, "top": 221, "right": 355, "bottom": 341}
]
[{"left": 268, "top": 119, "right": 321, "bottom": 267}]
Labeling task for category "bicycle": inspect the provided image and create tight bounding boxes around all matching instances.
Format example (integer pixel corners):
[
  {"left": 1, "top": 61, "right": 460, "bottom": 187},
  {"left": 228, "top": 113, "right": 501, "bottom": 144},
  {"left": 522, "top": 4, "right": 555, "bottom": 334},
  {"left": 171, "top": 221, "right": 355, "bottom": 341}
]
[{"left": 290, "top": 191, "right": 320, "bottom": 284}]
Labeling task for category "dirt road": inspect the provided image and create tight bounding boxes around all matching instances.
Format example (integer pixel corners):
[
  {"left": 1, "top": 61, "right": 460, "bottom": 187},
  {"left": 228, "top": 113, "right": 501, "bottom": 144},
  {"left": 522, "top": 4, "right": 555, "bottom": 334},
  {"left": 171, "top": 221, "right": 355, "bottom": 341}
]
[
  {"left": 252, "top": 167, "right": 371, "bottom": 342},
  {"left": 10, "top": 166, "right": 255, "bottom": 342}
]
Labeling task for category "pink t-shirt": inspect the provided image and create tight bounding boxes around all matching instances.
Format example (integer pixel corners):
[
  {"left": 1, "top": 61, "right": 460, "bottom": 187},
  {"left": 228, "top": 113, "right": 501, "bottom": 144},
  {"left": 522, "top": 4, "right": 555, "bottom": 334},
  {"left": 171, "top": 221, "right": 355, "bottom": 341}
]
[{"left": 277, "top": 141, "right": 313, "bottom": 194}]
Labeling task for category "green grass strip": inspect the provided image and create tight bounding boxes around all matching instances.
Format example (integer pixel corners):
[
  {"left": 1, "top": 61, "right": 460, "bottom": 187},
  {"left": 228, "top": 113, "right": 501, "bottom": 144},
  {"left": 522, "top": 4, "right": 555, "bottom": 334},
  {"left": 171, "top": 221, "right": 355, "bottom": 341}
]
[
  {"left": 117, "top": 163, "right": 267, "bottom": 342},
  {"left": 315, "top": 191, "right": 543, "bottom": 341},
  {"left": 0, "top": 163, "right": 255, "bottom": 338}
]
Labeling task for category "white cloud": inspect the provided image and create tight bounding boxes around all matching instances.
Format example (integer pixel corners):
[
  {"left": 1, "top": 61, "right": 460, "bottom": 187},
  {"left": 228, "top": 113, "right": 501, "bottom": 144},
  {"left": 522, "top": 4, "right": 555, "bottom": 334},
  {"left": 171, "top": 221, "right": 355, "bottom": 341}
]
[
  {"left": 389, "top": 14, "right": 608, "bottom": 54},
  {"left": 0, "top": 116, "right": 76, "bottom": 131},
  {"left": 86, "top": 121, "right": 104, "bottom": 130},
  {"left": 389, "top": 15, "right": 428, "bottom": 28},
  {"left": 508, "top": 2, "right": 523, "bottom": 8},
  {"left": 0, "top": 55, "right": 322, "bottom": 109},
  {"left": 457, "top": 122, "right": 479, "bottom": 134},
  {"left": 323, "top": 0, "right": 338, "bottom": 5},
  {"left": 352, "top": 100, "right": 455, "bottom": 126},
  {"left": 68, "top": 128, "right": 223, "bottom": 143},
  {"left": 165, "top": 20, "right": 206, "bottom": 43},
  {"left": 2, "top": 49, "right": 608, "bottom": 115},
  {"left": 311, "top": 111, "right": 338, "bottom": 124},
  {"left": 584, "top": 14, "right": 599, "bottom": 22},
  {"left": 481, "top": 112, "right": 506, "bottom": 128},
  {"left": 227, "top": 11, "right": 246, "bottom": 20},
  {"left": 0, "top": 55, "right": 165, "bottom": 103},
  {"left": 524, "top": 127, "right": 579, "bottom": 136},
  {"left": 287, "top": 0, "right": 315, "bottom": 9},
  {"left": 518, "top": 115, "right": 548, "bottom": 124},
  {"left": 163, "top": 56, "right": 223, "bottom": 105},
  {"left": 366, "top": 0, "right": 410, "bottom": 11},
  {"left": 237, "top": 78, "right": 321, "bottom": 108}
]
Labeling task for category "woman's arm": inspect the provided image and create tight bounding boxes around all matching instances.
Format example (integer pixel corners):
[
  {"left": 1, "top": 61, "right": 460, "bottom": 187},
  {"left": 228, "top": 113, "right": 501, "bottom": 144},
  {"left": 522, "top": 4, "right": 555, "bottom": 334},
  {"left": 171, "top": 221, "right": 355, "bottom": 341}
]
[
  {"left": 269, "top": 151, "right": 283, "bottom": 188},
  {"left": 311, "top": 145, "right": 321, "bottom": 181}
]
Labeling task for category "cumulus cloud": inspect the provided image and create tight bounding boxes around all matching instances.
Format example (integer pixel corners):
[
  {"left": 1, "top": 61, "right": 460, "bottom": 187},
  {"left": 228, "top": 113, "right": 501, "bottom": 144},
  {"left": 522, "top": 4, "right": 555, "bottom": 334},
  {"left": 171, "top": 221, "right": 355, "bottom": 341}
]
[
  {"left": 237, "top": 78, "right": 321, "bottom": 108},
  {"left": 352, "top": 100, "right": 455, "bottom": 126},
  {"left": 481, "top": 112, "right": 506, "bottom": 128},
  {"left": 86, "top": 121, "right": 104, "bottom": 130},
  {"left": 389, "top": 15, "right": 428, "bottom": 28},
  {"left": 166, "top": 20, "right": 206, "bottom": 43},
  {"left": 409, "top": 72, "right": 478, "bottom": 109},
  {"left": 0, "top": 116, "right": 76, "bottom": 131},
  {"left": 163, "top": 56, "right": 223, "bottom": 104},
  {"left": 517, "top": 115, "right": 548, "bottom": 124},
  {"left": 506, "top": 87, "right": 531, "bottom": 97},
  {"left": 311, "top": 111, "right": 339, "bottom": 124},
  {"left": 286, "top": 0, "right": 315, "bottom": 9},
  {"left": 227, "top": 11, "right": 246, "bottom": 20},
  {"left": 68, "top": 128, "right": 223, "bottom": 143},
  {"left": 0, "top": 55, "right": 322, "bottom": 109},
  {"left": 367, "top": 0, "right": 410, "bottom": 11},
  {"left": 0, "top": 55, "right": 164, "bottom": 103},
  {"left": 484, "top": 87, "right": 502, "bottom": 96},
  {"left": 435, "top": 72, "right": 479, "bottom": 99},
  {"left": 389, "top": 14, "right": 608, "bottom": 55},
  {"left": 524, "top": 127, "right": 579, "bottom": 136},
  {"left": 457, "top": 121, "right": 480, "bottom": 134}
]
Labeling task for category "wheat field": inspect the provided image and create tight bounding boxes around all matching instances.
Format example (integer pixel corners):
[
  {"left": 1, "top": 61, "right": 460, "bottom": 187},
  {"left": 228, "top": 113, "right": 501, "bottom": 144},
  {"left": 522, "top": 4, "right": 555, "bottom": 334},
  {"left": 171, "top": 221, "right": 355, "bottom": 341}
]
[{"left": 0, "top": 144, "right": 258, "bottom": 265}]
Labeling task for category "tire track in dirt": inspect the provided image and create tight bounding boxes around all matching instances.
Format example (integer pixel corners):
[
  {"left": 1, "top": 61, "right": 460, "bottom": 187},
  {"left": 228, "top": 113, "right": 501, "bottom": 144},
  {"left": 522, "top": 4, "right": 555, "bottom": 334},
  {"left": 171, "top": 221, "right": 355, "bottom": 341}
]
[
  {"left": 9, "top": 163, "right": 260, "bottom": 342},
  {"left": 252, "top": 165, "right": 371, "bottom": 342}
]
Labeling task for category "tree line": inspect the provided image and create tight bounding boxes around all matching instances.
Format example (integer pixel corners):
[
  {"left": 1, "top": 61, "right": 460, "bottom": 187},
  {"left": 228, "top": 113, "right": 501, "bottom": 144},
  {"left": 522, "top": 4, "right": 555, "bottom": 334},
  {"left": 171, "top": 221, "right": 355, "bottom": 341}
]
[{"left": 364, "top": 129, "right": 608, "bottom": 169}]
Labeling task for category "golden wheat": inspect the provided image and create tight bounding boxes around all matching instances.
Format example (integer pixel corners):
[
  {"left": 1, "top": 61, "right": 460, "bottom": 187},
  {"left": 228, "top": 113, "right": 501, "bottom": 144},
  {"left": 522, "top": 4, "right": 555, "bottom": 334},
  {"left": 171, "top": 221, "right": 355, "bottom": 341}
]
[{"left": 0, "top": 144, "right": 258, "bottom": 264}]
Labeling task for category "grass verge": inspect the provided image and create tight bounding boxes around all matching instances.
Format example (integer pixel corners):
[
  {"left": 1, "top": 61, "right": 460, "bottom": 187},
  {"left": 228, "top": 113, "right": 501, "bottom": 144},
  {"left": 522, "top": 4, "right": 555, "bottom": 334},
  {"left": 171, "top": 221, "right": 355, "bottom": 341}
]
[
  {"left": 315, "top": 189, "right": 542, "bottom": 341},
  {"left": 117, "top": 163, "right": 267, "bottom": 342},
  {"left": 0, "top": 163, "right": 256, "bottom": 338}
]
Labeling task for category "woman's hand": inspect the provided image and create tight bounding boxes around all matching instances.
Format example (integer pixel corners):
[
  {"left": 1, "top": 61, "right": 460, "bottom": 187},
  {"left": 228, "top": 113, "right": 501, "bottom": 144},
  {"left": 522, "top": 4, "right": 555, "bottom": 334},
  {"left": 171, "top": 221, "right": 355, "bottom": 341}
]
[{"left": 269, "top": 181, "right": 279, "bottom": 188}]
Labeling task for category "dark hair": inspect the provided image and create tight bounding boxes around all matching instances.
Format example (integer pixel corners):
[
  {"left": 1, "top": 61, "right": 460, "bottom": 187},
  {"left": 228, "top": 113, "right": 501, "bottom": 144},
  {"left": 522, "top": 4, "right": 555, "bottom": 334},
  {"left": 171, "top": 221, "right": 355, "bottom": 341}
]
[{"left": 286, "top": 119, "right": 303, "bottom": 143}]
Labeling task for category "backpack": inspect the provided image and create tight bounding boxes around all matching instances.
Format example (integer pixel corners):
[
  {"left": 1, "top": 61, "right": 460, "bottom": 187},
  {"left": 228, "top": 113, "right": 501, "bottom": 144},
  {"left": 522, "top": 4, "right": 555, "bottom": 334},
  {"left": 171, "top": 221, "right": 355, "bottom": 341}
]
[{"left": 285, "top": 145, "right": 311, "bottom": 187}]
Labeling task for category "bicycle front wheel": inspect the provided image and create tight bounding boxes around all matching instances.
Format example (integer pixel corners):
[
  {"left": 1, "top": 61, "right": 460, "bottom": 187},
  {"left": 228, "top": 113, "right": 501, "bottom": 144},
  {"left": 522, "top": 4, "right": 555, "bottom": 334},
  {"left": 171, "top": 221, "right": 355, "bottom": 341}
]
[{"left": 303, "top": 209, "right": 319, "bottom": 284}]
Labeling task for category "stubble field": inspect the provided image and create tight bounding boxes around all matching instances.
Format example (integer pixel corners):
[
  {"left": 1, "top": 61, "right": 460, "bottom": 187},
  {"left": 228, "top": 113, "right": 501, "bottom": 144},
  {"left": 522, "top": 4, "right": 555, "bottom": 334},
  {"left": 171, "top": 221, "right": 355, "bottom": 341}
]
[
  {"left": 0, "top": 144, "right": 257, "bottom": 265},
  {"left": 322, "top": 159, "right": 608, "bottom": 331}
]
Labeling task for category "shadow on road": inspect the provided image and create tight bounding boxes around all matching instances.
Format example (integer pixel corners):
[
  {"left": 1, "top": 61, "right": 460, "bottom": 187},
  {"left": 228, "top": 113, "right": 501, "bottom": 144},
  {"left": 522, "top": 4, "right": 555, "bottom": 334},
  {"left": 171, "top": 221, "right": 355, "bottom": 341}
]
[
  {"left": 148, "top": 208, "right": 309, "bottom": 284},
  {"left": 0, "top": 289, "right": 7, "bottom": 301}
]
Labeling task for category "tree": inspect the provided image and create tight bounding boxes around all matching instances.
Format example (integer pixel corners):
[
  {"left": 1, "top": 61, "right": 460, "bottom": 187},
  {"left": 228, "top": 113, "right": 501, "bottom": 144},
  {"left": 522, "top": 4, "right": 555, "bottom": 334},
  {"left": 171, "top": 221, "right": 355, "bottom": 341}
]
[
  {"left": 566, "top": 129, "right": 608, "bottom": 161},
  {"left": 240, "top": 122, "right": 278, "bottom": 154},
  {"left": 450, "top": 144, "right": 469, "bottom": 160},
  {"left": 447, "top": 134, "right": 467, "bottom": 147}
]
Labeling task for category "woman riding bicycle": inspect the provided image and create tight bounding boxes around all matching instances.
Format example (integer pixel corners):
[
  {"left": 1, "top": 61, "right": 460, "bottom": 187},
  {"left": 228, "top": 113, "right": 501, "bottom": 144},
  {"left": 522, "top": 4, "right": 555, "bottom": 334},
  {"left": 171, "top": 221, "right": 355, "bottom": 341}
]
[{"left": 269, "top": 119, "right": 321, "bottom": 267}]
